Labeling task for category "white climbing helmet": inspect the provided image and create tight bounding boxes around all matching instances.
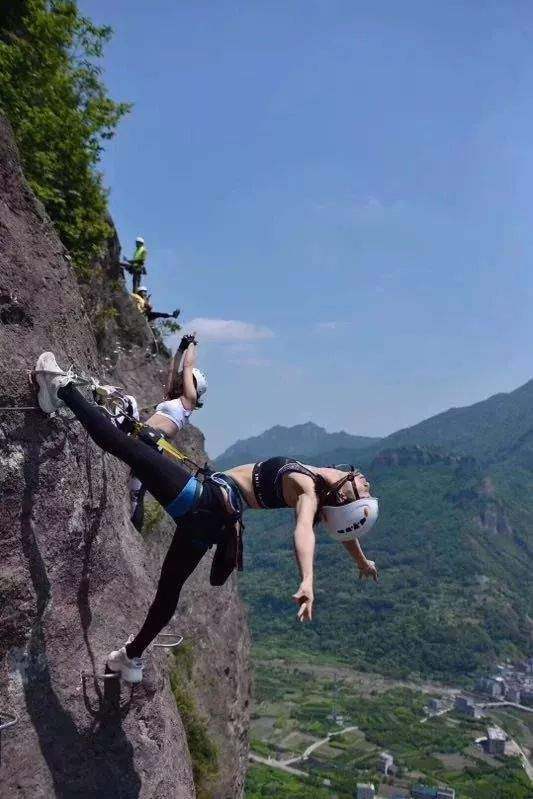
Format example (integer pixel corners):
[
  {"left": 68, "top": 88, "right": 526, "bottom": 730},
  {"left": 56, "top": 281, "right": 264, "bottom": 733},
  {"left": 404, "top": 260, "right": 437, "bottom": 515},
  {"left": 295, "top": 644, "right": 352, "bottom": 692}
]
[
  {"left": 136, "top": 236, "right": 145, "bottom": 244},
  {"left": 192, "top": 368, "right": 208, "bottom": 398},
  {"left": 137, "top": 286, "right": 148, "bottom": 294},
  {"left": 321, "top": 497, "right": 379, "bottom": 542}
]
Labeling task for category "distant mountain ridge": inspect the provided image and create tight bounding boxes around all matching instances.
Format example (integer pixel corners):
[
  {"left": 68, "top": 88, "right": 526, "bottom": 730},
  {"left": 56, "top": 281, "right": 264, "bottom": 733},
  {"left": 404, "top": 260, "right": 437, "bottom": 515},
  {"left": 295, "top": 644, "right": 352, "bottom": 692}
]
[
  {"left": 215, "top": 422, "right": 380, "bottom": 470},
  {"left": 218, "top": 378, "right": 533, "bottom": 470},
  {"left": 381, "top": 378, "right": 533, "bottom": 462}
]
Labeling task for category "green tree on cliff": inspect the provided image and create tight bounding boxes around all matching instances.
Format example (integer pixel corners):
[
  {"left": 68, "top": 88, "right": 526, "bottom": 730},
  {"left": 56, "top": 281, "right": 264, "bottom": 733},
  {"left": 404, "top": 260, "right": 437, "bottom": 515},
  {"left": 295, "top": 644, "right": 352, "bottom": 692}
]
[{"left": 0, "top": 0, "right": 130, "bottom": 272}]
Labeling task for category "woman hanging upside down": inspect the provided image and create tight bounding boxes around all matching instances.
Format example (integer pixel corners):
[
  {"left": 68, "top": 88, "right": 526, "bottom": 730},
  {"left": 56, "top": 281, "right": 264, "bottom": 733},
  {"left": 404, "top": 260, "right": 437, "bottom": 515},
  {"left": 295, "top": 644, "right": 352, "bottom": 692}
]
[{"left": 35, "top": 352, "right": 380, "bottom": 684}]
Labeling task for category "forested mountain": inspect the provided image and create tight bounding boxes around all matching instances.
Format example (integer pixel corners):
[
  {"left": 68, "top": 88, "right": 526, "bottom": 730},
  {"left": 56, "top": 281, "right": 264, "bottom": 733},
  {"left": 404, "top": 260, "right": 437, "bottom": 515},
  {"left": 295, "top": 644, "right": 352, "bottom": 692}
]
[
  {"left": 235, "top": 381, "right": 533, "bottom": 681},
  {"left": 215, "top": 421, "right": 379, "bottom": 470}
]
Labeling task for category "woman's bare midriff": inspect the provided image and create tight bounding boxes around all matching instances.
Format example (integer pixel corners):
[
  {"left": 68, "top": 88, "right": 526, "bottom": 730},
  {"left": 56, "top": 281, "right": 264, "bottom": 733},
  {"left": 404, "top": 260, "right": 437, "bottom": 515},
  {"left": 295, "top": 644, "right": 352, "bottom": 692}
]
[
  {"left": 224, "top": 464, "right": 260, "bottom": 509},
  {"left": 147, "top": 412, "right": 178, "bottom": 438}
]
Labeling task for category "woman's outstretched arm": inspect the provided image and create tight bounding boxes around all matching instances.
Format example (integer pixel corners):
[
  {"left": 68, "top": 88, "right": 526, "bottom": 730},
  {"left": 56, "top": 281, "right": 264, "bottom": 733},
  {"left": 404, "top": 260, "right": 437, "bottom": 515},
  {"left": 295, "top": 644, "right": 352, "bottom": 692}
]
[
  {"left": 342, "top": 539, "right": 379, "bottom": 582},
  {"left": 180, "top": 341, "right": 198, "bottom": 410},
  {"left": 166, "top": 346, "right": 186, "bottom": 398},
  {"left": 292, "top": 491, "right": 318, "bottom": 622}
]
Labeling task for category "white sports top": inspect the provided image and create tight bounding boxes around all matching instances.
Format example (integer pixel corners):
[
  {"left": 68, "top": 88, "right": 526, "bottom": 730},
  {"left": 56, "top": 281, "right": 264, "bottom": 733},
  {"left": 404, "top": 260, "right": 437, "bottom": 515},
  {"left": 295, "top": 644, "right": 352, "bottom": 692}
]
[{"left": 154, "top": 397, "right": 192, "bottom": 430}]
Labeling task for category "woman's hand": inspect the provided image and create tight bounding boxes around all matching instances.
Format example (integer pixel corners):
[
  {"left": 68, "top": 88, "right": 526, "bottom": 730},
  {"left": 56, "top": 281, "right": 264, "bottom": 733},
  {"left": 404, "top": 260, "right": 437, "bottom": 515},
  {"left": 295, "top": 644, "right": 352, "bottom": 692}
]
[
  {"left": 292, "top": 580, "right": 314, "bottom": 622},
  {"left": 358, "top": 558, "right": 379, "bottom": 582},
  {"left": 179, "top": 333, "right": 197, "bottom": 352}
]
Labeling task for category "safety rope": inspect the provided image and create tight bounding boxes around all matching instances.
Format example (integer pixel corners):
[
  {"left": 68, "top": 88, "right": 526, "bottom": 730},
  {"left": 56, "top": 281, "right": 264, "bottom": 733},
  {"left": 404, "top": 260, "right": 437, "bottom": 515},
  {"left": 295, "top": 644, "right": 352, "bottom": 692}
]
[
  {"left": 0, "top": 406, "right": 40, "bottom": 411},
  {"left": 152, "top": 633, "right": 184, "bottom": 649},
  {"left": 0, "top": 368, "right": 95, "bottom": 413},
  {"left": 0, "top": 711, "right": 18, "bottom": 731},
  {"left": 80, "top": 669, "right": 119, "bottom": 682}
]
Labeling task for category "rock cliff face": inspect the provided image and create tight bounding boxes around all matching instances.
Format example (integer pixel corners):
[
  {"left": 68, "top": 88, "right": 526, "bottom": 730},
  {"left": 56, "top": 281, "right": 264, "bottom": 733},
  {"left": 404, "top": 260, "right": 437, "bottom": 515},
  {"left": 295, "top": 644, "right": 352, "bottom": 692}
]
[{"left": 0, "top": 115, "right": 250, "bottom": 798}]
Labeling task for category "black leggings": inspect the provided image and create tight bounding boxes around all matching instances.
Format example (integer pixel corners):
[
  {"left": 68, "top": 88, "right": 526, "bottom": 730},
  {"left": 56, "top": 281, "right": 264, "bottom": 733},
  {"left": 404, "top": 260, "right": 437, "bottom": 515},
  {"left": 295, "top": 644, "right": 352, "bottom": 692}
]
[
  {"left": 58, "top": 384, "right": 211, "bottom": 657},
  {"left": 58, "top": 384, "right": 191, "bottom": 505}
]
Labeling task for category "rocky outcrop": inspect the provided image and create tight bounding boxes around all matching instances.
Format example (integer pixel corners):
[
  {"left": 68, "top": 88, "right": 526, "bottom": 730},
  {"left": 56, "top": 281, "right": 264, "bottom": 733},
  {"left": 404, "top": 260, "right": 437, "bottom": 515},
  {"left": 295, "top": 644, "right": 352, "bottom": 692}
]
[
  {"left": 372, "top": 444, "right": 475, "bottom": 470},
  {"left": 447, "top": 475, "right": 513, "bottom": 538},
  {"left": 0, "top": 114, "right": 250, "bottom": 797}
]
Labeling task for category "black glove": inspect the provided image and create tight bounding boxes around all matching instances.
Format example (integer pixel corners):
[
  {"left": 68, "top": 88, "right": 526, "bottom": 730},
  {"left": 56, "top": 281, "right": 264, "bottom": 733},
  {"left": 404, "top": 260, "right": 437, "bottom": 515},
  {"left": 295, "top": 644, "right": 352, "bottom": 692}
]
[
  {"left": 178, "top": 333, "right": 197, "bottom": 351},
  {"left": 172, "top": 309, "right": 181, "bottom": 319}
]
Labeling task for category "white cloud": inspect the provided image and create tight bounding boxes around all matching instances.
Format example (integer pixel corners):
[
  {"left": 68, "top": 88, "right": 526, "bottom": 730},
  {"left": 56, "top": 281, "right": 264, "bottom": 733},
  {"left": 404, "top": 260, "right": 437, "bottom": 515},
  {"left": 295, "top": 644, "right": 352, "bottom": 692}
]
[
  {"left": 362, "top": 196, "right": 382, "bottom": 211},
  {"left": 182, "top": 317, "right": 274, "bottom": 343},
  {"left": 229, "top": 355, "right": 273, "bottom": 368},
  {"left": 316, "top": 321, "right": 339, "bottom": 331}
]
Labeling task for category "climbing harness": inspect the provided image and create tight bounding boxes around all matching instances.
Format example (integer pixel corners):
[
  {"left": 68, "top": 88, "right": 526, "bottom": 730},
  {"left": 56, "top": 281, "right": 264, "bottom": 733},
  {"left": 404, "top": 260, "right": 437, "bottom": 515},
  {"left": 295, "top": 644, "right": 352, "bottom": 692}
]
[
  {"left": 81, "top": 669, "right": 120, "bottom": 682},
  {"left": 66, "top": 375, "right": 240, "bottom": 576},
  {"left": 95, "top": 390, "right": 244, "bottom": 582},
  {"left": 0, "top": 711, "right": 18, "bottom": 731},
  {"left": 94, "top": 387, "right": 211, "bottom": 477}
]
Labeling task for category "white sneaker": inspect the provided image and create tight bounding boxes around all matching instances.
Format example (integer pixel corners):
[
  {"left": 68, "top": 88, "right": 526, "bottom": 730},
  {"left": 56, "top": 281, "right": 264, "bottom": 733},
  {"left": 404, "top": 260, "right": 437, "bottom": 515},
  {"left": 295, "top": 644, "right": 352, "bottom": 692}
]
[
  {"left": 106, "top": 636, "right": 144, "bottom": 683},
  {"left": 35, "top": 352, "right": 74, "bottom": 414}
]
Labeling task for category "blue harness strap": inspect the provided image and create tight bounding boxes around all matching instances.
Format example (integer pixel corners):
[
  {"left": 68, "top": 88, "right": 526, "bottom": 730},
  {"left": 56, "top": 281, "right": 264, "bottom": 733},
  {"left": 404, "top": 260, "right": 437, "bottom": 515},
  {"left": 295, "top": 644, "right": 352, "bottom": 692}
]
[{"left": 166, "top": 476, "right": 201, "bottom": 519}]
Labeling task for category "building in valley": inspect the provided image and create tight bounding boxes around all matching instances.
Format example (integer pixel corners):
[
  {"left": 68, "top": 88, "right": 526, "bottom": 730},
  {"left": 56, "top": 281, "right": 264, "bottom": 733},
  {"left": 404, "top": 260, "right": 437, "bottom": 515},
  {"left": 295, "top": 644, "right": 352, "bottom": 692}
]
[
  {"left": 411, "top": 787, "right": 455, "bottom": 799},
  {"left": 485, "top": 726, "right": 507, "bottom": 756},
  {"left": 454, "top": 695, "right": 481, "bottom": 718},
  {"left": 521, "top": 688, "right": 533, "bottom": 707},
  {"left": 379, "top": 752, "right": 394, "bottom": 775},
  {"left": 357, "top": 783, "right": 376, "bottom": 799}
]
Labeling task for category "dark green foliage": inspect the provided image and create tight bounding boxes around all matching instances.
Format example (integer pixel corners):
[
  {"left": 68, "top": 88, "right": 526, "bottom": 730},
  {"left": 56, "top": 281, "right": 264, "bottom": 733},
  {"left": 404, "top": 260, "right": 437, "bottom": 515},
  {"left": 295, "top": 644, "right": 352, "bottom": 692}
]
[
  {"left": 449, "top": 762, "right": 532, "bottom": 799},
  {"left": 141, "top": 499, "right": 165, "bottom": 536},
  {"left": 246, "top": 765, "right": 339, "bottom": 798},
  {"left": 0, "top": 0, "right": 130, "bottom": 271},
  {"left": 170, "top": 644, "right": 219, "bottom": 799}
]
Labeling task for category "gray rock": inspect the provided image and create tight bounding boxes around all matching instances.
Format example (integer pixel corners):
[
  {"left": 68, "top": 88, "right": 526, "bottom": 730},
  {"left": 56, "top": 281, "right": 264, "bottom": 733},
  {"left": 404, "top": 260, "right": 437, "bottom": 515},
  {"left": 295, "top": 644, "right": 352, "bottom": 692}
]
[{"left": 0, "top": 113, "right": 250, "bottom": 798}]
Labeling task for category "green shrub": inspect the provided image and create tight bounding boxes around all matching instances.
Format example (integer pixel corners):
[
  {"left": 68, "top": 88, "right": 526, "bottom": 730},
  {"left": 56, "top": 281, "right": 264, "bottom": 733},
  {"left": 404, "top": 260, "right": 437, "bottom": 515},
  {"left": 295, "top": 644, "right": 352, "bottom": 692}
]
[
  {"left": 142, "top": 500, "right": 165, "bottom": 536},
  {"left": 170, "top": 645, "right": 219, "bottom": 799},
  {"left": 0, "top": 0, "right": 130, "bottom": 272}
]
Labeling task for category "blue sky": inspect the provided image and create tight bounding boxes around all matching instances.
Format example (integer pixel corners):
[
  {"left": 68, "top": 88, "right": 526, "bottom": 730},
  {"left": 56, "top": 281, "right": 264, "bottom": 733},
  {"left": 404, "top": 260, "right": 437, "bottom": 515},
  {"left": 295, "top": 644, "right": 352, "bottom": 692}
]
[{"left": 82, "top": 0, "right": 533, "bottom": 455}]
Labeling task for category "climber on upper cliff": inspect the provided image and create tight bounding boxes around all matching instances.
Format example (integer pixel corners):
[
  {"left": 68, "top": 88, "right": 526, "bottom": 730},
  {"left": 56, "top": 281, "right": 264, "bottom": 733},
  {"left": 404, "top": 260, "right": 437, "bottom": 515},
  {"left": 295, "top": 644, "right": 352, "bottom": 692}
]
[
  {"left": 122, "top": 235, "right": 147, "bottom": 293},
  {"left": 131, "top": 286, "right": 180, "bottom": 323},
  {"left": 35, "top": 351, "right": 379, "bottom": 684}
]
